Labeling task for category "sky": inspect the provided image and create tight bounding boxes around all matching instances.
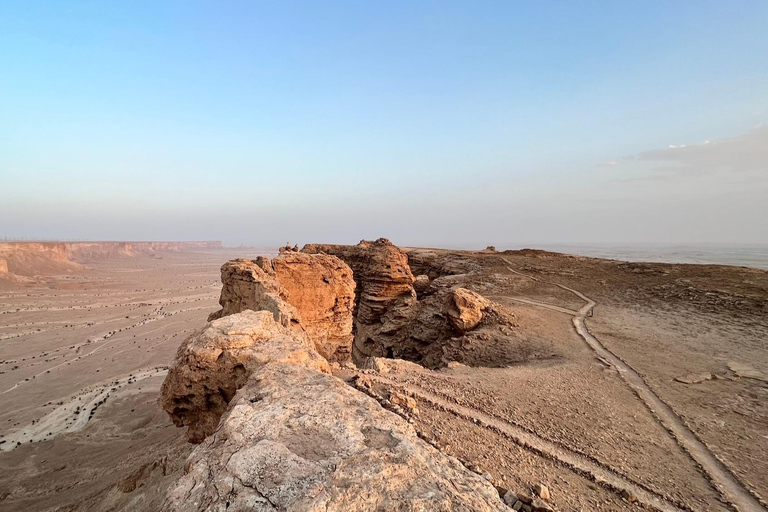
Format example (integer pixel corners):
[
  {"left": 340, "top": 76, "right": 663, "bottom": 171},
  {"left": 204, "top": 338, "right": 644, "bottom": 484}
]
[{"left": 1, "top": 1, "right": 767, "bottom": 248}]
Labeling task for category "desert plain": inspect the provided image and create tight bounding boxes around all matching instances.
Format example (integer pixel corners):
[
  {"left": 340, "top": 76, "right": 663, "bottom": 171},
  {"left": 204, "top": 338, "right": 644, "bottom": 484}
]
[{"left": 0, "top": 242, "right": 766, "bottom": 512}]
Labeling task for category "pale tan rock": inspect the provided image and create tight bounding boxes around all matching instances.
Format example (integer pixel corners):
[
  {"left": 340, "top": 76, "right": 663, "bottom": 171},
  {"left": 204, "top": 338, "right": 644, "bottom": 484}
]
[
  {"left": 271, "top": 252, "right": 355, "bottom": 361},
  {"left": 207, "top": 258, "right": 295, "bottom": 326},
  {"left": 728, "top": 361, "right": 768, "bottom": 382},
  {"left": 674, "top": 373, "right": 713, "bottom": 384},
  {"left": 534, "top": 482, "right": 550, "bottom": 501},
  {"left": 158, "top": 310, "right": 330, "bottom": 443},
  {"left": 162, "top": 361, "right": 508, "bottom": 512},
  {"left": 449, "top": 287, "right": 491, "bottom": 331},
  {"left": 208, "top": 253, "right": 355, "bottom": 361},
  {"left": 389, "top": 391, "right": 419, "bottom": 415}
]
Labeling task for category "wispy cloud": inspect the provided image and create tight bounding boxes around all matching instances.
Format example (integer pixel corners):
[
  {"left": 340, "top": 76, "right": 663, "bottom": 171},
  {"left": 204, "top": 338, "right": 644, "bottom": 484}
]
[{"left": 624, "top": 125, "right": 768, "bottom": 176}]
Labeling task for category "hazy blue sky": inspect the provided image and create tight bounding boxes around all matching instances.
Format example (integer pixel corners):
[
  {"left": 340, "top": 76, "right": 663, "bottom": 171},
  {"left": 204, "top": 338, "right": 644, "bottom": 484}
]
[{"left": 1, "top": 1, "right": 766, "bottom": 247}]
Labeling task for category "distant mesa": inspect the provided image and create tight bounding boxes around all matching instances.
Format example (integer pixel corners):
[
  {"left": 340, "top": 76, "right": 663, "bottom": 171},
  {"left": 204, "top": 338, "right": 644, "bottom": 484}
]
[{"left": 0, "top": 241, "right": 222, "bottom": 281}]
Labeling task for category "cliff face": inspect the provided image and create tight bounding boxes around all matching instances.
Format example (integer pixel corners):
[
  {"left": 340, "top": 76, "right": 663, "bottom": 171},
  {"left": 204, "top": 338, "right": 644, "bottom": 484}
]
[
  {"left": 208, "top": 253, "right": 356, "bottom": 362},
  {"left": 159, "top": 311, "right": 509, "bottom": 512},
  {"left": 302, "top": 239, "right": 418, "bottom": 360},
  {"left": 301, "top": 239, "right": 515, "bottom": 366},
  {"left": 0, "top": 241, "right": 222, "bottom": 279},
  {"left": 0, "top": 242, "right": 80, "bottom": 278}
]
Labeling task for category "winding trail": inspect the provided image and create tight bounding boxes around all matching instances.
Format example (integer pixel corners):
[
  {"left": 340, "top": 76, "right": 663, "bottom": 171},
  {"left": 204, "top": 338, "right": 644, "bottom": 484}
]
[{"left": 500, "top": 258, "right": 766, "bottom": 512}]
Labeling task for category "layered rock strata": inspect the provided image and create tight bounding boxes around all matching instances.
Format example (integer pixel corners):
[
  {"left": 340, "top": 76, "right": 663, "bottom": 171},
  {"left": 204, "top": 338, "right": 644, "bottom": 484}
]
[
  {"left": 0, "top": 241, "right": 222, "bottom": 279},
  {"left": 208, "top": 253, "right": 356, "bottom": 361},
  {"left": 302, "top": 239, "right": 513, "bottom": 367},
  {"left": 303, "top": 239, "right": 418, "bottom": 359},
  {"left": 159, "top": 311, "right": 509, "bottom": 511}
]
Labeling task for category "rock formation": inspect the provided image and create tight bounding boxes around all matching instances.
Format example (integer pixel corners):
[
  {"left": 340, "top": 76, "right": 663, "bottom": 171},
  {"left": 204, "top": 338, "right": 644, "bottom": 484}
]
[
  {"left": 302, "top": 239, "right": 513, "bottom": 367},
  {"left": 159, "top": 311, "right": 509, "bottom": 511},
  {"left": 449, "top": 287, "right": 491, "bottom": 331},
  {"left": 207, "top": 252, "right": 356, "bottom": 362},
  {"left": 159, "top": 310, "right": 330, "bottom": 443},
  {"left": 303, "top": 239, "right": 418, "bottom": 359},
  {"left": 272, "top": 252, "right": 356, "bottom": 361}
]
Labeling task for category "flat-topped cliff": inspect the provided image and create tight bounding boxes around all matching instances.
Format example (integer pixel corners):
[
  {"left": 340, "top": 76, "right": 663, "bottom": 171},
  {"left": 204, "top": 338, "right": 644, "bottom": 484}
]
[{"left": 0, "top": 241, "right": 222, "bottom": 280}]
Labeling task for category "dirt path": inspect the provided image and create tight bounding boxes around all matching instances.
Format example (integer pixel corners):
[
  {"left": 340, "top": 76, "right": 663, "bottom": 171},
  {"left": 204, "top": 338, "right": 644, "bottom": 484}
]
[
  {"left": 365, "top": 373, "right": 686, "bottom": 512},
  {"left": 500, "top": 257, "right": 767, "bottom": 512},
  {"left": 486, "top": 295, "right": 578, "bottom": 315}
]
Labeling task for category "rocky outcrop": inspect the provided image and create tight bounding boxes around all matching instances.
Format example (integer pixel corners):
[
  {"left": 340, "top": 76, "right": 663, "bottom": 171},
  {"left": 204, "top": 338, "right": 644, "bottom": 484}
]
[
  {"left": 303, "top": 239, "right": 418, "bottom": 359},
  {"left": 208, "top": 253, "right": 356, "bottom": 361},
  {"left": 207, "top": 258, "right": 297, "bottom": 326},
  {"left": 301, "top": 239, "right": 515, "bottom": 367},
  {"left": 272, "top": 253, "right": 356, "bottom": 361},
  {"left": 407, "top": 248, "right": 482, "bottom": 280},
  {"left": 160, "top": 312, "right": 508, "bottom": 511},
  {"left": 159, "top": 310, "right": 330, "bottom": 443},
  {"left": 390, "top": 286, "right": 515, "bottom": 367}
]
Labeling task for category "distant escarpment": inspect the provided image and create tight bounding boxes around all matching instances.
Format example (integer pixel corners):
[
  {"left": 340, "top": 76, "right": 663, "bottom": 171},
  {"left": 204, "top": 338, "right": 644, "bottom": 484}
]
[{"left": 0, "top": 241, "right": 222, "bottom": 280}]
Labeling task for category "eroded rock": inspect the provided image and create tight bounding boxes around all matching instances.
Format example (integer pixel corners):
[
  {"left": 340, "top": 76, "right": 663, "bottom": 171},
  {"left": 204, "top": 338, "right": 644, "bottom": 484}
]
[
  {"left": 271, "top": 252, "right": 355, "bottom": 361},
  {"left": 158, "top": 310, "right": 330, "bottom": 443},
  {"left": 208, "top": 252, "right": 355, "bottom": 361},
  {"left": 303, "top": 239, "right": 417, "bottom": 359},
  {"left": 207, "top": 258, "right": 294, "bottom": 325},
  {"left": 162, "top": 361, "right": 508, "bottom": 512},
  {"left": 303, "top": 240, "right": 515, "bottom": 368},
  {"left": 449, "top": 287, "right": 491, "bottom": 331}
]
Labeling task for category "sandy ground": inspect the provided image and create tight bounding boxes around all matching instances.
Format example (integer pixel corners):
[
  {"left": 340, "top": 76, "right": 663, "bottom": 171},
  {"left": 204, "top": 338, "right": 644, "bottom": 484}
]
[
  {"left": 0, "top": 249, "right": 263, "bottom": 511},
  {"left": 0, "top": 247, "right": 766, "bottom": 512}
]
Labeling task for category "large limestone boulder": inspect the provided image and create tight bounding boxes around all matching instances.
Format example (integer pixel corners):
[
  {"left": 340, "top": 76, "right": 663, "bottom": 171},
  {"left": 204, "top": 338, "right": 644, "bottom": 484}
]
[
  {"left": 161, "top": 361, "right": 509, "bottom": 512},
  {"left": 159, "top": 310, "right": 330, "bottom": 443},
  {"left": 207, "top": 257, "right": 295, "bottom": 326},
  {"left": 449, "top": 287, "right": 491, "bottom": 331},
  {"left": 208, "top": 253, "right": 355, "bottom": 362}
]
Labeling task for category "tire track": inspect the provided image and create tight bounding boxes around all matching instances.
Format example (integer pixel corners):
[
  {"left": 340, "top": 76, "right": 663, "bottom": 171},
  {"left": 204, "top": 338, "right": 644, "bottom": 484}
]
[
  {"left": 500, "top": 257, "right": 766, "bottom": 512},
  {"left": 364, "top": 373, "right": 687, "bottom": 512}
]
